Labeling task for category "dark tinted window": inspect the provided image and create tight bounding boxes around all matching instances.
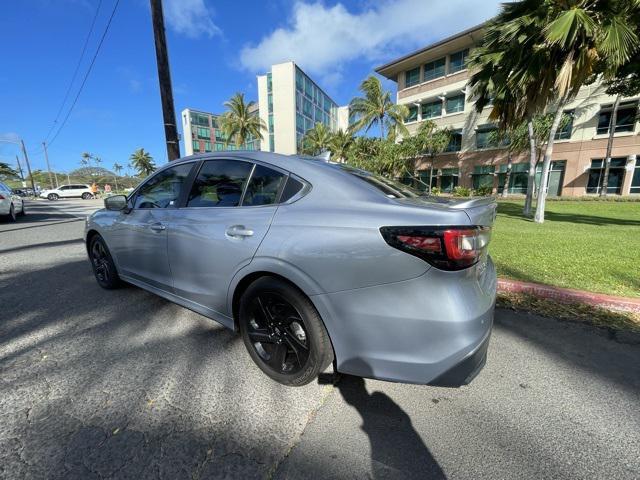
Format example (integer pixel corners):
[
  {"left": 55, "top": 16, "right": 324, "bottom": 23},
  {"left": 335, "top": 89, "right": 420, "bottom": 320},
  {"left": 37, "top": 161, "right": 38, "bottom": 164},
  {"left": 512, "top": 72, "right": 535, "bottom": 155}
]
[
  {"left": 133, "top": 163, "right": 193, "bottom": 209},
  {"left": 338, "top": 165, "right": 421, "bottom": 199},
  {"left": 187, "top": 160, "right": 252, "bottom": 207},
  {"left": 280, "top": 176, "right": 305, "bottom": 202},
  {"left": 242, "top": 164, "right": 286, "bottom": 206}
]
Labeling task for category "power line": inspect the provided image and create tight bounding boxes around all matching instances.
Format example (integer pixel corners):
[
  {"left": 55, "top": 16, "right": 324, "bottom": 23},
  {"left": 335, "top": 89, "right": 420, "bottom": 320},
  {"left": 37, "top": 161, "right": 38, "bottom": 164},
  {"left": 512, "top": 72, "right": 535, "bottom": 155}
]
[
  {"left": 46, "top": 0, "right": 120, "bottom": 149},
  {"left": 43, "top": 0, "right": 103, "bottom": 143}
]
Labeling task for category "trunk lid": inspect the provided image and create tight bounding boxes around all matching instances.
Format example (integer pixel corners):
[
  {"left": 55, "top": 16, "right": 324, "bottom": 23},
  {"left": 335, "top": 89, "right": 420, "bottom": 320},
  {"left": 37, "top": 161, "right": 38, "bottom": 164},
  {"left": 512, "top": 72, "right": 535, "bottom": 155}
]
[{"left": 394, "top": 196, "right": 497, "bottom": 227}]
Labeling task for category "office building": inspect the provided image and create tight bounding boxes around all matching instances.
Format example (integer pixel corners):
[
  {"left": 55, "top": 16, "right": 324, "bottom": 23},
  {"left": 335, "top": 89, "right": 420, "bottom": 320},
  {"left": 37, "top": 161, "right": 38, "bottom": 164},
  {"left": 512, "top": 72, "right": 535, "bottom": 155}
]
[
  {"left": 257, "top": 61, "right": 350, "bottom": 155},
  {"left": 376, "top": 24, "right": 640, "bottom": 196}
]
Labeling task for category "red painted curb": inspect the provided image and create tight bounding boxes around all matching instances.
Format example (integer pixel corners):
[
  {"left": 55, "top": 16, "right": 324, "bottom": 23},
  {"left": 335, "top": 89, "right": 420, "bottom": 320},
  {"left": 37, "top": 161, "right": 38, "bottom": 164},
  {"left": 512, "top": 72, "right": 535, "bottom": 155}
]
[{"left": 497, "top": 279, "right": 640, "bottom": 314}]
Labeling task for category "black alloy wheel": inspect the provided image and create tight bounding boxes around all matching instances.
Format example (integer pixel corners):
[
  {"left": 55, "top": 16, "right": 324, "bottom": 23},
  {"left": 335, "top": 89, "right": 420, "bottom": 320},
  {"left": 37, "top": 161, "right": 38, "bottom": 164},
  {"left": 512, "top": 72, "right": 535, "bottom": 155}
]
[
  {"left": 239, "top": 277, "right": 333, "bottom": 386},
  {"left": 89, "top": 235, "right": 121, "bottom": 289}
]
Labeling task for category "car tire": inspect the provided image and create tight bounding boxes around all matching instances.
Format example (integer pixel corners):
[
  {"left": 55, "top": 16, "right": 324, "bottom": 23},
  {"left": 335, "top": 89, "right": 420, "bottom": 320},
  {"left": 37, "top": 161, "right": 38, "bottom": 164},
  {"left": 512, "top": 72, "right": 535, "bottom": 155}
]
[
  {"left": 5, "top": 203, "right": 17, "bottom": 222},
  {"left": 48, "top": 193, "right": 59, "bottom": 201},
  {"left": 82, "top": 192, "right": 93, "bottom": 200},
  {"left": 89, "top": 235, "right": 121, "bottom": 289},
  {"left": 17, "top": 202, "right": 26, "bottom": 216},
  {"left": 238, "top": 277, "right": 334, "bottom": 386}
]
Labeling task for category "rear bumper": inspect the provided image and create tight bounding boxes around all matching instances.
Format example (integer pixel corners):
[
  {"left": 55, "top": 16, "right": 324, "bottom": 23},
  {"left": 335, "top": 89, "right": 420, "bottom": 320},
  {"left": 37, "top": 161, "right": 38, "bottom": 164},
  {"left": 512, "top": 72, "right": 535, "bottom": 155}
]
[{"left": 310, "top": 257, "right": 496, "bottom": 385}]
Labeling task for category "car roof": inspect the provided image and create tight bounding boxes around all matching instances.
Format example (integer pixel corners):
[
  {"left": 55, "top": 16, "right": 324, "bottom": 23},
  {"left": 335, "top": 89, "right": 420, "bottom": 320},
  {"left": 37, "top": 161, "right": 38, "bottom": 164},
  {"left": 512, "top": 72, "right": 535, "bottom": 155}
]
[{"left": 160, "top": 151, "right": 386, "bottom": 203}]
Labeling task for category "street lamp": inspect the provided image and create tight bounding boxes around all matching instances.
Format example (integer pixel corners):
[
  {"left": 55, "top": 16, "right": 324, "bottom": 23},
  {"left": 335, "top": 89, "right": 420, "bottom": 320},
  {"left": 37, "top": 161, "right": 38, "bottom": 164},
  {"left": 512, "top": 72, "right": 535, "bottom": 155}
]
[{"left": 0, "top": 137, "right": 37, "bottom": 197}]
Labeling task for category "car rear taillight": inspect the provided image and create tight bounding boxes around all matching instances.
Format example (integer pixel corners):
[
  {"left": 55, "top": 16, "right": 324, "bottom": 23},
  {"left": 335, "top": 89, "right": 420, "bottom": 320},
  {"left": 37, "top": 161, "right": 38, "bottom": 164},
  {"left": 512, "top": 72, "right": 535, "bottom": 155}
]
[
  {"left": 0, "top": 195, "right": 5, "bottom": 200},
  {"left": 380, "top": 226, "right": 491, "bottom": 271}
]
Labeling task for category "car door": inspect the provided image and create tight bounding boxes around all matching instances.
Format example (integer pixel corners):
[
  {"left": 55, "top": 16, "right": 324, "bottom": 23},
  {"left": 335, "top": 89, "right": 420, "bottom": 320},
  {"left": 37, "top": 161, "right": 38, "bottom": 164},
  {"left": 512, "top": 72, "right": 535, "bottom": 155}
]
[
  {"left": 168, "top": 159, "right": 287, "bottom": 318},
  {"left": 108, "top": 162, "right": 195, "bottom": 291},
  {"left": 57, "top": 185, "right": 71, "bottom": 197}
]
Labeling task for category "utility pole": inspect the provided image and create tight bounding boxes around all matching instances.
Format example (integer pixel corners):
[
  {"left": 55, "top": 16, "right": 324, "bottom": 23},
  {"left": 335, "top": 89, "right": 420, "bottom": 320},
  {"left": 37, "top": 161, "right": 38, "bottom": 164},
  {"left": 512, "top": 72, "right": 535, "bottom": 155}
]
[
  {"left": 149, "top": 0, "right": 180, "bottom": 161},
  {"left": 15, "top": 155, "right": 25, "bottom": 181},
  {"left": 42, "top": 141, "right": 54, "bottom": 189},
  {"left": 67, "top": 172, "right": 71, "bottom": 184},
  {"left": 20, "top": 140, "right": 37, "bottom": 197}
]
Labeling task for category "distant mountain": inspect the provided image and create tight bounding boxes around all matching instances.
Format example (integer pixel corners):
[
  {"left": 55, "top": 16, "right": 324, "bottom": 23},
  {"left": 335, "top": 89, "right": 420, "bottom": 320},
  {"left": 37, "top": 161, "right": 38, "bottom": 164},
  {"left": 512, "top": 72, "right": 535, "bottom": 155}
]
[{"left": 69, "top": 166, "right": 117, "bottom": 177}]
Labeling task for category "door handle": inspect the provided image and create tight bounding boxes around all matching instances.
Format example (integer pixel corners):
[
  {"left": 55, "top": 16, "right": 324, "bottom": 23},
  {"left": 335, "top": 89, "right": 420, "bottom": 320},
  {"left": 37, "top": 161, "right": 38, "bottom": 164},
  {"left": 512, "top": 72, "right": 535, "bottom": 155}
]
[
  {"left": 226, "top": 225, "right": 254, "bottom": 238},
  {"left": 148, "top": 222, "right": 166, "bottom": 232}
]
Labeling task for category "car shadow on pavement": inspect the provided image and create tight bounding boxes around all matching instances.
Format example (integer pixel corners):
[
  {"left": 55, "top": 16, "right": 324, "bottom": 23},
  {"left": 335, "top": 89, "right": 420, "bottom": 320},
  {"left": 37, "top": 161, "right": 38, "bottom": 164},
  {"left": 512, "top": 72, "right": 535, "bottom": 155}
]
[
  {"left": 0, "top": 238, "right": 84, "bottom": 255},
  {"left": 334, "top": 372, "right": 446, "bottom": 479}
]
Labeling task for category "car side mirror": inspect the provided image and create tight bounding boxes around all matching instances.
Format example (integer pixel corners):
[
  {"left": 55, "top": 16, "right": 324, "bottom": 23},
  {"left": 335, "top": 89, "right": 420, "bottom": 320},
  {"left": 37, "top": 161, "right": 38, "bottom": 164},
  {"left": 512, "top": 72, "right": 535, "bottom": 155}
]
[{"left": 104, "top": 195, "right": 129, "bottom": 212}]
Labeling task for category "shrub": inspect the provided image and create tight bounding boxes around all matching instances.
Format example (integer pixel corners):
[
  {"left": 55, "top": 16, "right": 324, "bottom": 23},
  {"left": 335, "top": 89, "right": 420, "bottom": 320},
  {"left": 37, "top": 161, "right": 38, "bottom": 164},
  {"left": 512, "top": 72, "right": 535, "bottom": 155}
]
[
  {"left": 430, "top": 187, "right": 441, "bottom": 195},
  {"left": 474, "top": 186, "right": 494, "bottom": 196},
  {"left": 452, "top": 186, "right": 472, "bottom": 197}
]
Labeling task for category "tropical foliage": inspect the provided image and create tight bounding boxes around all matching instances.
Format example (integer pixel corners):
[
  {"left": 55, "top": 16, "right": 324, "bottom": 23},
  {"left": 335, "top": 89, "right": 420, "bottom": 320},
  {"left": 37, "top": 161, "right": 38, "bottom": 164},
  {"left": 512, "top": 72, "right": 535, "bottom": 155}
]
[
  {"left": 469, "top": 0, "right": 640, "bottom": 222},
  {"left": 129, "top": 148, "right": 156, "bottom": 177},
  {"left": 349, "top": 76, "right": 409, "bottom": 138},
  {"left": 218, "top": 93, "right": 266, "bottom": 147},
  {"left": 301, "top": 123, "right": 332, "bottom": 155},
  {"left": 0, "top": 162, "right": 19, "bottom": 180}
]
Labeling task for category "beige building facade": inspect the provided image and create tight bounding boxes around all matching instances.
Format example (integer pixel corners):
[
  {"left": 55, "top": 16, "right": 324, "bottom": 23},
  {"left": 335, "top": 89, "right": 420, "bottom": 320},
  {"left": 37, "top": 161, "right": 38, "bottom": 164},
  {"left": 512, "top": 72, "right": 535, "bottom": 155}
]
[
  {"left": 257, "top": 61, "right": 349, "bottom": 155},
  {"left": 376, "top": 25, "right": 640, "bottom": 196}
]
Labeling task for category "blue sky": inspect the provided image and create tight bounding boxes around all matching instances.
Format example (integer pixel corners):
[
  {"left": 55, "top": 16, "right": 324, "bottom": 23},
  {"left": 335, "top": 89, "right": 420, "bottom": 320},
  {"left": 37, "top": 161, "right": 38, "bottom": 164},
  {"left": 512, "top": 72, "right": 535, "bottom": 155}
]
[{"left": 0, "top": 0, "right": 501, "bottom": 174}]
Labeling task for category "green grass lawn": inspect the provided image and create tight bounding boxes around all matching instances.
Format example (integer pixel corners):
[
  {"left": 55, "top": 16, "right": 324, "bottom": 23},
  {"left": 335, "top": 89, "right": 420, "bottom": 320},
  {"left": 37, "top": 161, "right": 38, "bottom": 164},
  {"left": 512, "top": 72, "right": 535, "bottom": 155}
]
[{"left": 490, "top": 200, "right": 640, "bottom": 298}]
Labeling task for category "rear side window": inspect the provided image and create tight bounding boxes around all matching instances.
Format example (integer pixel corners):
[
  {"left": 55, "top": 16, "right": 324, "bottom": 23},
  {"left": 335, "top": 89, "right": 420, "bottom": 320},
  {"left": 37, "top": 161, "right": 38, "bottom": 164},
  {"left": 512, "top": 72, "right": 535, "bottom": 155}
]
[
  {"left": 280, "top": 176, "right": 305, "bottom": 202},
  {"left": 187, "top": 160, "right": 253, "bottom": 207},
  {"left": 133, "top": 163, "right": 193, "bottom": 209},
  {"left": 242, "top": 164, "right": 286, "bottom": 206},
  {"left": 338, "top": 165, "right": 421, "bottom": 199}
]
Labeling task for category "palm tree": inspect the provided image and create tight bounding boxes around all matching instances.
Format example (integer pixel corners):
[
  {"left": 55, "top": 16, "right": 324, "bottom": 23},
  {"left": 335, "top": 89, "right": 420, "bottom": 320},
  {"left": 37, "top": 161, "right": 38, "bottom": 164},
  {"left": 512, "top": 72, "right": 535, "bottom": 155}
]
[
  {"left": 414, "top": 120, "right": 451, "bottom": 194},
  {"left": 113, "top": 163, "right": 123, "bottom": 192},
  {"left": 218, "top": 93, "right": 266, "bottom": 148},
  {"left": 129, "top": 148, "right": 156, "bottom": 177},
  {"left": 328, "top": 129, "right": 354, "bottom": 162},
  {"left": 349, "top": 76, "right": 409, "bottom": 139},
  {"left": 468, "top": 0, "right": 639, "bottom": 222},
  {"left": 301, "top": 123, "right": 332, "bottom": 156}
]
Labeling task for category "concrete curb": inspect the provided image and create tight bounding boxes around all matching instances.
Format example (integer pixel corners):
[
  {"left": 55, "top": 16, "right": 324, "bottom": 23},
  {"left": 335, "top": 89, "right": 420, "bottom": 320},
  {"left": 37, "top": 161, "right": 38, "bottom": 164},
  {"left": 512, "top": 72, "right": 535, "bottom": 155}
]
[{"left": 497, "top": 278, "right": 640, "bottom": 314}]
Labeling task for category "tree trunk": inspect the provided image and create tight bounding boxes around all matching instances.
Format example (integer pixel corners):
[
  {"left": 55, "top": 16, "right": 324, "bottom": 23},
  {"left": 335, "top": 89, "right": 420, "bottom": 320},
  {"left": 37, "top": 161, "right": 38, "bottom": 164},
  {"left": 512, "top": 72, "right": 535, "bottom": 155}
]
[
  {"left": 428, "top": 157, "right": 434, "bottom": 195},
  {"left": 534, "top": 100, "right": 567, "bottom": 224},
  {"left": 600, "top": 95, "right": 620, "bottom": 197},
  {"left": 379, "top": 116, "right": 385, "bottom": 139},
  {"left": 523, "top": 118, "right": 536, "bottom": 216},
  {"left": 502, "top": 152, "right": 512, "bottom": 198}
]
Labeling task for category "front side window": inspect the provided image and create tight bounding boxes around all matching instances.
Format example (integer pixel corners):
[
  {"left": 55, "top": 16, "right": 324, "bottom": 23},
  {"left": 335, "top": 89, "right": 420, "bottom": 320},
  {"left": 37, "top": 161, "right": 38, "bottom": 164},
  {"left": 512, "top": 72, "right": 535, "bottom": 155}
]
[
  {"left": 449, "top": 49, "right": 469, "bottom": 74},
  {"left": 187, "top": 160, "right": 253, "bottom": 207},
  {"left": 133, "top": 163, "right": 193, "bottom": 209},
  {"left": 405, "top": 67, "right": 420, "bottom": 88},
  {"left": 424, "top": 58, "right": 445, "bottom": 81},
  {"left": 243, "top": 165, "right": 286, "bottom": 206}
]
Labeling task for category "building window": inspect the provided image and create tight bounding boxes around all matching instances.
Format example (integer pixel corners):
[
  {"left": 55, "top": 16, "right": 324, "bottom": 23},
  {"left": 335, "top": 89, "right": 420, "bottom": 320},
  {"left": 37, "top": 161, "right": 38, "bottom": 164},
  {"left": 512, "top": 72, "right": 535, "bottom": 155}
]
[
  {"left": 440, "top": 168, "right": 459, "bottom": 193},
  {"left": 596, "top": 101, "right": 637, "bottom": 135},
  {"left": 296, "top": 113, "right": 304, "bottom": 133},
  {"left": 204, "top": 141, "right": 212, "bottom": 152},
  {"left": 296, "top": 69, "right": 304, "bottom": 91},
  {"left": 192, "top": 140, "right": 200, "bottom": 152},
  {"left": 269, "top": 133, "right": 274, "bottom": 152},
  {"left": 586, "top": 158, "right": 627, "bottom": 194},
  {"left": 215, "top": 142, "right": 224, "bottom": 151},
  {"left": 215, "top": 130, "right": 225, "bottom": 142},
  {"left": 555, "top": 110, "right": 574, "bottom": 140},
  {"left": 422, "top": 100, "right": 442, "bottom": 119},
  {"left": 472, "top": 165, "right": 495, "bottom": 190},
  {"left": 445, "top": 94, "right": 465, "bottom": 114},
  {"left": 406, "top": 105, "right": 418, "bottom": 123},
  {"left": 190, "top": 112, "right": 209, "bottom": 127},
  {"left": 268, "top": 94, "right": 273, "bottom": 113},
  {"left": 476, "top": 125, "right": 498, "bottom": 149},
  {"left": 424, "top": 58, "right": 445, "bottom": 82},
  {"left": 197, "top": 127, "right": 210, "bottom": 139},
  {"left": 498, "top": 163, "right": 529, "bottom": 194},
  {"left": 449, "top": 49, "right": 469, "bottom": 74},
  {"left": 267, "top": 73, "right": 272, "bottom": 93},
  {"left": 631, "top": 157, "right": 640, "bottom": 194},
  {"left": 405, "top": 67, "right": 420, "bottom": 88},
  {"left": 445, "top": 129, "right": 462, "bottom": 152}
]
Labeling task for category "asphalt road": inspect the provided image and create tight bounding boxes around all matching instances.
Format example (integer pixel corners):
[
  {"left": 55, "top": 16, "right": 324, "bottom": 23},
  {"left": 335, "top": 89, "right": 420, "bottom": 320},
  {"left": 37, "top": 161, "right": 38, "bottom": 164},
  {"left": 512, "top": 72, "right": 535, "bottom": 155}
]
[{"left": 1, "top": 199, "right": 639, "bottom": 479}]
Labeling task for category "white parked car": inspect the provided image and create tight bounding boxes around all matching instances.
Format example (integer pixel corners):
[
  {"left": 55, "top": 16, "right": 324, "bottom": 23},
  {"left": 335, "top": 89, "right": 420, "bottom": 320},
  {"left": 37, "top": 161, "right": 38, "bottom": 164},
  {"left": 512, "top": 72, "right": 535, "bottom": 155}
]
[
  {"left": 40, "top": 184, "right": 94, "bottom": 201},
  {"left": 0, "top": 182, "right": 25, "bottom": 222}
]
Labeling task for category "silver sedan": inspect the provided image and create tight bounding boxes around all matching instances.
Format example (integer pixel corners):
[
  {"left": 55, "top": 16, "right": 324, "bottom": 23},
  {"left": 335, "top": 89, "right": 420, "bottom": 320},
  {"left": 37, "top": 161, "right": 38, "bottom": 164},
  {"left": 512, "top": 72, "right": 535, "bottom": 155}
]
[{"left": 85, "top": 152, "right": 496, "bottom": 386}]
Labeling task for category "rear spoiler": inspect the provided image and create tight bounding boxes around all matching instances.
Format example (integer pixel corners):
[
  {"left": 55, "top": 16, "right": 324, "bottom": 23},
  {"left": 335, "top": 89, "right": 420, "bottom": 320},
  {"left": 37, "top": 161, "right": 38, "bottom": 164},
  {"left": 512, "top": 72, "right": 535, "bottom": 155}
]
[{"left": 446, "top": 196, "right": 497, "bottom": 209}]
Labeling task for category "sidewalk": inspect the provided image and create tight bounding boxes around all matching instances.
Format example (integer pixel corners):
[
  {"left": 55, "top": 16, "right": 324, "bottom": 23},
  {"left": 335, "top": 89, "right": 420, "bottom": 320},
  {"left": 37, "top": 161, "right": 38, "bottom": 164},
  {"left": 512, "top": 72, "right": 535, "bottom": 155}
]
[{"left": 498, "top": 278, "right": 640, "bottom": 314}]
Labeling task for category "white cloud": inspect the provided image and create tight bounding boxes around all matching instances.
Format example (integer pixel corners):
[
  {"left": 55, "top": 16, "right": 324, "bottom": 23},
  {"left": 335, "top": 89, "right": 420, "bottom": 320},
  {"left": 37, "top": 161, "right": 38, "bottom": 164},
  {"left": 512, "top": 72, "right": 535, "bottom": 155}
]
[
  {"left": 163, "top": 0, "right": 221, "bottom": 39},
  {"left": 0, "top": 132, "right": 21, "bottom": 144},
  {"left": 240, "top": 0, "right": 502, "bottom": 79}
]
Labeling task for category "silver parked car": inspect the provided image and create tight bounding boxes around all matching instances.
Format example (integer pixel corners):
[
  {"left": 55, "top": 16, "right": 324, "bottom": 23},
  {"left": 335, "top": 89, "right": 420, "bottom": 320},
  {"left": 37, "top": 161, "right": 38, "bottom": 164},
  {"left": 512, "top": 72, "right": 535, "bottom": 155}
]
[
  {"left": 0, "top": 182, "right": 26, "bottom": 221},
  {"left": 85, "top": 152, "right": 496, "bottom": 386}
]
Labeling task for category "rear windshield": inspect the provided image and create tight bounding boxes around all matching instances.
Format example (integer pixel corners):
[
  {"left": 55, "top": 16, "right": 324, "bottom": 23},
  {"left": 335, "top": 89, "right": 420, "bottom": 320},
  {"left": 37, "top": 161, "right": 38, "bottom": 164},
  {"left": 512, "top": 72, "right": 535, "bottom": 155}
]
[{"left": 337, "top": 165, "right": 422, "bottom": 198}]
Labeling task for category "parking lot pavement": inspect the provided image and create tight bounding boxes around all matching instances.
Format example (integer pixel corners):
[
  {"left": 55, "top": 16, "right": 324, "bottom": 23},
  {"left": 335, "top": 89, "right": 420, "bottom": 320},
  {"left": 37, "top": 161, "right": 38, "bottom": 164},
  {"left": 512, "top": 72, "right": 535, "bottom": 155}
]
[{"left": 1, "top": 200, "right": 639, "bottom": 479}]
